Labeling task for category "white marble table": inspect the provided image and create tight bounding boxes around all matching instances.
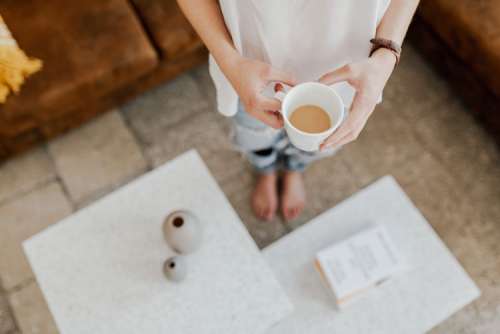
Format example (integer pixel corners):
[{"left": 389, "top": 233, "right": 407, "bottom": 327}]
[
  {"left": 263, "top": 176, "right": 480, "bottom": 334},
  {"left": 23, "top": 150, "right": 292, "bottom": 334}
]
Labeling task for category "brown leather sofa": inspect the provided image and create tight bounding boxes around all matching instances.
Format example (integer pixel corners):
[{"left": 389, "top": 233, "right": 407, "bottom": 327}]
[
  {"left": 409, "top": 0, "right": 500, "bottom": 144},
  {"left": 0, "top": 0, "right": 206, "bottom": 161}
]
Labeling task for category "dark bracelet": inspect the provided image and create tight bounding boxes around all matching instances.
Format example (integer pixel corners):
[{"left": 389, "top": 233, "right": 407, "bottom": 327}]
[{"left": 369, "top": 38, "right": 402, "bottom": 67}]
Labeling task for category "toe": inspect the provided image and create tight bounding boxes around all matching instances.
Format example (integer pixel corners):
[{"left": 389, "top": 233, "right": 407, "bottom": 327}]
[
  {"left": 263, "top": 208, "right": 271, "bottom": 221},
  {"left": 268, "top": 202, "right": 277, "bottom": 221},
  {"left": 287, "top": 206, "right": 302, "bottom": 221},
  {"left": 256, "top": 206, "right": 265, "bottom": 220},
  {"left": 269, "top": 206, "right": 277, "bottom": 220},
  {"left": 262, "top": 208, "right": 270, "bottom": 220},
  {"left": 280, "top": 203, "right": 288, "bottom": 220},
  {"left": 266, "top": 211, "right": 274, "bottom": 221},
  {"left": 296, "top": 205, "right": 304, "bottom": 217}
]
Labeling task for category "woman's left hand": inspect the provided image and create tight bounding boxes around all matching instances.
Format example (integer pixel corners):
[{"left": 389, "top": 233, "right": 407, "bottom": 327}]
[{"left": 318, "top": 49, "right": 396, "bottom": 150}]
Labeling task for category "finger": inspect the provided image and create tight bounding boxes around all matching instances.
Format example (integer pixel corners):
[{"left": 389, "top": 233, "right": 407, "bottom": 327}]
[
  {"left": 320, "top": 121, "right": 352, "bottom": 150},
  {"left": 257, "top": 96, "right": 281, "bottom": 111},
  {"left": 266, "top": 110, "right": 284, "bottom": 123},
  {"left": 268, "top": 68, "right": 297, "bottom": 86},
  {"left": 252, "top": 109, "right": 283, "bottom": 129},
  {"left": 330, "top": 131, "right": 356, "bottom": 149},
  {"left": 264, "top": 110, "right": 283, "bottom": 124},
  {"left": 320, "top": 90, "right": 375, "bottom": 149},
  {"left": 335, "top": 134, "right": 357, "bottom": 148},
  {"left": 318, "top": 64, "right": 353, "bottom": 86}
]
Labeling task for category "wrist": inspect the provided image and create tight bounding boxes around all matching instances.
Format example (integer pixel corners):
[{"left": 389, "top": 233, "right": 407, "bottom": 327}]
[
  {"left": 370, "top": 48, "right": 397, "bottom": 70},
  {"left": 369, "top": 38, "right": 401, "bottom": 69},
  {"left": 211, "top": 43, "right": 242, "bottom": 76}
]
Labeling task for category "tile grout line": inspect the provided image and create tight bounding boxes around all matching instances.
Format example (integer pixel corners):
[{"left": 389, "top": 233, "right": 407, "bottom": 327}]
[
  {"left": 4, "top": 277, "right": 37, "bottom": 334},
  {"left": 5, "top": 277, "right": 36, "bottom": 296},
  {"left": 119, "top": 107, "right": 155, "bottom": 171},
  {"left": 1, "top": 277, "right": 36, "bottom": 334},
  {"left": 6, "top": 278, "right": 35, "bottom": 334},
  {"left": 0, "top": 145, "right": 62, "bottom": 334},
  {"left": 0, "top": 277, "right": 19, "bottom": 334},
  {"left": 120, "top": 75, "right": 214, "bottom": 157},
  {"left": 43, "top": 144, "right": 77, "bottom": 213},
  {"left": 120, "top": 105, "right": 225, "bottom": 170},
  {"left": 74, "top": 165, "right": 149, "bottom": 210},
  {"left": 0, "top": 139, "right": 62, "bottom": 208},
  {"left": 0, "top": 176, "right": 57, "bottom": 209}
]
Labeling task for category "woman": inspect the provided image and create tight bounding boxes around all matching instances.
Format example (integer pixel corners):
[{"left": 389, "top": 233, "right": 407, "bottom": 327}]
[{"left": 177, "top": 0, "right": 420, "bottom": 221}]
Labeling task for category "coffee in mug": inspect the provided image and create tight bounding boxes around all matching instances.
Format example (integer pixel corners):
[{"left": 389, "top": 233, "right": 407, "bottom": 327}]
[
  {"left": 289, "top": 105, "right": 331, "bottom": 133},
  {"left": 274, "top": 82, "right": 345, "bottom": 152}
]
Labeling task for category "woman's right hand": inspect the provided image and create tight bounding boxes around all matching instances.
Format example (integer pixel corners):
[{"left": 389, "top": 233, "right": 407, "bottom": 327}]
[{"left": 226, "top": 56, "right": 297, "bottom": 129}]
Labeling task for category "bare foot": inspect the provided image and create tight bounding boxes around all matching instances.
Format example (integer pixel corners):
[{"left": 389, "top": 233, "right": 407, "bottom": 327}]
[
  {"left": 252, "top": 172, "right": 278, "bottom": 221},
  {"left": 281, "top": 171, "right": 306, "bottom": 221}
]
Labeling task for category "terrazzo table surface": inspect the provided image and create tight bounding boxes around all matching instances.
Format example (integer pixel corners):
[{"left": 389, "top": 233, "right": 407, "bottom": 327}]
[
  {"left": 263, "top": 176, "right": 480, "bottom": 334},
  {"left": 23, "top": 150, "right": 292, "bottom": 334}
]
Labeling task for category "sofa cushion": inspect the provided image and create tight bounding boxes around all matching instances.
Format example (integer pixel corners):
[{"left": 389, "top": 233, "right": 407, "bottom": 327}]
[
  {"left": 418, "top": 0, "right": 500, "bottom": 98},
  {"left": 130, "top": 0, "right": 204, "bottom": 60},
  {"left": 0, "top": 0, "right": 158, "bottom": 120}
]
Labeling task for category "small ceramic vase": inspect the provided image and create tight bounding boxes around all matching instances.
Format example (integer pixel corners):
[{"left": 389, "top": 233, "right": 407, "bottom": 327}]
[
  {"left": 163, "top": 210, "right": 202, "bottom": 254},
  {"left": 163, "top": 256, "right": 187, "bottom": 282}
]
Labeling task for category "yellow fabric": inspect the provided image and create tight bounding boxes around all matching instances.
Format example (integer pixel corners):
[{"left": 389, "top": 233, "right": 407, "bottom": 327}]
[{"left": 0, "top": 15, "right": 42, "bottom": 103}]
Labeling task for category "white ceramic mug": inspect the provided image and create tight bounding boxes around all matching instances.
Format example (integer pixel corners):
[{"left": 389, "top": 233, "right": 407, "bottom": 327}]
[{"left": 275, "top": 82, "right": 345, "bottom": 152}]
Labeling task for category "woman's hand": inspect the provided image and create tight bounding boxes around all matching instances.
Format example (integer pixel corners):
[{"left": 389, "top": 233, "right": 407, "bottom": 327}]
[
  {"left": 318, "top": 49, "right": 396, "bottom": 150},
  {"left": 226, "top": 56, "right": 297, "bottom": 129}
]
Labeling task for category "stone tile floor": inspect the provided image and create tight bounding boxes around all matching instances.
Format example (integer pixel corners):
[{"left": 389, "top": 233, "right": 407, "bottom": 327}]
[{"left": 0, "top": 44, "right": 499, "bottom": 333}]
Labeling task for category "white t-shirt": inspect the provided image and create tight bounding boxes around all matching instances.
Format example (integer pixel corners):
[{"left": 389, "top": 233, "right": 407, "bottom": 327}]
[{"left": 209, "top": 0, "right": 391, "bottom": 116}]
